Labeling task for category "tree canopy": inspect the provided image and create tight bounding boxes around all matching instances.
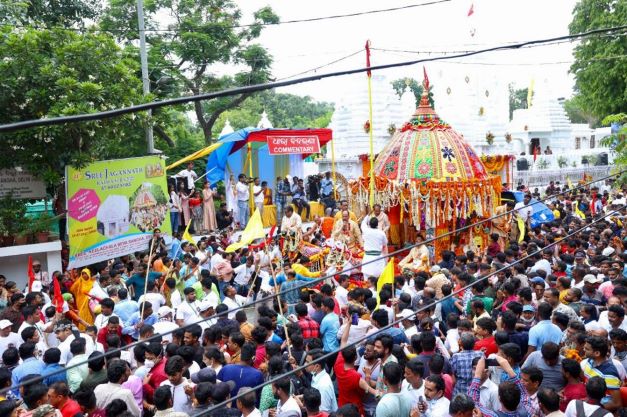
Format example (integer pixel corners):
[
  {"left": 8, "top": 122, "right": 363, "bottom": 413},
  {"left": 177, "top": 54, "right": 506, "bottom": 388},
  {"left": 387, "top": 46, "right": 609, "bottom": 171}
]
[
  {"left": 569, "top": 0, "right": 627, "bottom": 119},
  {"left": 391, "top": 78, "right": 434, "bottom": 108},
  {"left": 212, "top": 91, "right": 334, "bottom": 135}
]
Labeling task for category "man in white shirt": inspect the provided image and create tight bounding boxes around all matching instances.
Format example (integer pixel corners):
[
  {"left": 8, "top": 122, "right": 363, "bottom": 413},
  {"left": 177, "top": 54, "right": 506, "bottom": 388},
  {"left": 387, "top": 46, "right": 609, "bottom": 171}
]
[
  {"left": 176, "top": 162, "right": 198, "bottom": 191},
  {"left": 139, "top": 281, "right": 166, "bottom": 311},
  {"left": 233, "top": 256, "right": 256, "bottom": 296},
  {"left": 471, "top": 356, "right": 499, "bottom": 411},
  {"left": 514, "top": 194, "right": 533, "bottom": 227},
  {"left": 401, "top": 358, "right": 426, "bottom": 407},
  {"left": 95, "top": 360, "right": 141, "bottom": 416},
  {"left": 222, "top": 286, "right": 241, "bottom": 320},
  {"left": 273, "top": 377, "right": 301, "bottom": 417},
  {"left": 153, "top": 306, "right": 179, "bottom": 343},
  {"left": 0, "top": 320, "right": 22, "bottom": 354},
  {"left": 305, "top": 350, "right": 337, "bottom": 412},
  {"left": 334, "top": 275, "right": 350, "bottom": 308},
  {"left": 421, "top": 374, "right": 450, "bottom": 417},
  {"left": 94, "top": 298, "right": 117, "bottom": 331},
  {"left": 236, "top": 174, "right": 251, "bottom": 229},
  {"left": 236, "top": 387, "right": 262, "bottom": 417},
  {"left": 252, "top": 177, "right": 264, "bottom": 214},
  {"left": 176, "top": 288, "right": 201, "bottom": 327},
  {"left": 281, "top": 206, "right": 302, "bottom": 234}
]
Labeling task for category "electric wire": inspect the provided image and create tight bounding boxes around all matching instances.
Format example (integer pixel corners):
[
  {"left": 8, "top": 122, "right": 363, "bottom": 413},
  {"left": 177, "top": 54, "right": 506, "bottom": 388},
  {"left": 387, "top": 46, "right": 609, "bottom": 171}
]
[
  {"left": 189, "top": 204, "right": 627, "bottom": 417},
  {"left": 1, "top": 24, "right": 626, "bottom": 133},
  {"left": 1, "top": 170, "right": 622, "bottom": 394},
  {"left": 0, "top": 0, "right": 452, "bottom": 33}
]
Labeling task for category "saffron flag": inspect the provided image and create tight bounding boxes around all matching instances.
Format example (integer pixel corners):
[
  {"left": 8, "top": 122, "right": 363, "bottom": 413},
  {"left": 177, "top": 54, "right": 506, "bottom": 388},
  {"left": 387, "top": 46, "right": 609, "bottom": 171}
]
[
  {"left": 376, "top": 259, "right": 395, "bottom": 308},
  {"left": 365, "top": 40, "right": 372, "bottom": 77},
  {"left": 27, "top": 256, "right": 35, "bottom": 292},
  {"left": 53, "top": 276, "right": 64, "bottom": 313},
  {"left": 226, "top": 209, "right": 265, "bottom": 253}
]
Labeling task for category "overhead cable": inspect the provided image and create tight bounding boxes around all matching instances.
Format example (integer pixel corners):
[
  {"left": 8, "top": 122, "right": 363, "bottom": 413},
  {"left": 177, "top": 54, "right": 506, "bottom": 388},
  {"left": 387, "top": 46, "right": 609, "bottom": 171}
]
[
  {"left": 1, "top": 170, "right": 621, "bottom": 392},
  {"left": 1, "top": 24, "right": 626, "bottom": 133}
]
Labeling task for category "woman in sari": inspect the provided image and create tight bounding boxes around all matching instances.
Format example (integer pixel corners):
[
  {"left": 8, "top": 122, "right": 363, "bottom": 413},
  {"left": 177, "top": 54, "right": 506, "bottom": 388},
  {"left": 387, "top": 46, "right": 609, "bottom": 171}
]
[
  {"left": 202, "top": 181, "right": 217, "bottom": 232},
  {"left": 70, "top": 268, "right": 95, "bottom": 330}
]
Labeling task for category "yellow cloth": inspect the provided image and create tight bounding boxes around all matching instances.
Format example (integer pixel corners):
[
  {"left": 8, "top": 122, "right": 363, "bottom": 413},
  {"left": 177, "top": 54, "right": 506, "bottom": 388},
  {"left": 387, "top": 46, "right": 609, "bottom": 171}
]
[
  {"left": 376, "top": 260, "right": 395, "bottom": 309},
  {"left": 292, "top": 263, "right": 321, "bottom": 278},
  {"left": 182, "top": 221, "right": 195, "bottom": 246},
  {"left": 574, "top": 202, "right": 586, "bottom": 219},
  {"left": 517, "top": 217, "right": 525, "bottom": 243},
  {"left": 552, "top": 209, "right": 561, "bottom": 219},
  {"left": 262, "top": 205, "right": 277, "bottom": 227},
  {"left": 226, "top": 209, "right": 265, "bottom": 253},
  {"left": 166, "top": 142, "right": 223, "bottom": 170},
  {"left": 70, "top": 268, "right": 94, "bottom": 329},
  {"left": 309, "top": 202, "right": 325, "bottom": 219}
]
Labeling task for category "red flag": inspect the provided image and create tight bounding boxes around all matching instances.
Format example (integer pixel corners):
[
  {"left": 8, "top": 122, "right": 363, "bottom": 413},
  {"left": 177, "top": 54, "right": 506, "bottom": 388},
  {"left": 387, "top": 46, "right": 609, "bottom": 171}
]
[
  {"left": 53, "top": 276, "right": 64, "bottom": 313},
  {"left": 365, "top": 40, "right": 371, "bottom": 77},
  {"left": 533, "top": 145, "right": 538, "bottom": 162},
  {"left": 27, "top": 256, "right": 35, "bottom": 292},
  {"left": 467, "top": 3, "right": 474, "bottom": 16},
  {"left": 423, "top": 66, "right": 430, "bottom": 91}
]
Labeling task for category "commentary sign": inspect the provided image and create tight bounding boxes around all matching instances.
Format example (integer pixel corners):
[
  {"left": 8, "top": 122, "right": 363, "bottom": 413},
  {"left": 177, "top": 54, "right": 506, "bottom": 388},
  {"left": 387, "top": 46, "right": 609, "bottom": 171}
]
[{"left": 267, "top": 135, "right": 320, "bottom": 155}]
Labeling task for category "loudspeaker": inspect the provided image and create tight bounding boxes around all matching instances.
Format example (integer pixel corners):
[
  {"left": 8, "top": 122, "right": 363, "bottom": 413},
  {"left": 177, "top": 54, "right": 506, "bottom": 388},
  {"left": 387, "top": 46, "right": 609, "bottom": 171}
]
[
  {"left": 597, "top": 153, "right": 608, "bottom": 166},
  {"left": 517, "top": 159, "right": 529, "bottom": 171}
]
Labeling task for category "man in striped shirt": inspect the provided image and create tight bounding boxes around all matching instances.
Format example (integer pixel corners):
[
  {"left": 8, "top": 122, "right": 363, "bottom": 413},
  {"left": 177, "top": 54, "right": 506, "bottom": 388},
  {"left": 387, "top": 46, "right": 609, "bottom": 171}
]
[
  {"left": 468, "top": 356, "right": 538, "bottom": 417},
  {"left": 580, "top": 335, "right": 622, "bottom": 412}
]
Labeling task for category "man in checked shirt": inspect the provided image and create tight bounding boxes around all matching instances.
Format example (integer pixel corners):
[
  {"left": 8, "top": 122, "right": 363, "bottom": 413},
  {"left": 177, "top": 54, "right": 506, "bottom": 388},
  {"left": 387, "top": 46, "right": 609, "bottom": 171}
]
[{"left": 468, "top": 356, "right": 539, "bottom": 417}]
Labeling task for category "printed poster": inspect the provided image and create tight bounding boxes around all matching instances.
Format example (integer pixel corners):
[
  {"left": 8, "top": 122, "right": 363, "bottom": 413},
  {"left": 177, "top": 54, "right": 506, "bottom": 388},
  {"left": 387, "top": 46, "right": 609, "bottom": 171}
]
[{"left": 66, "top": 156, "right": 171, "bottom": 268}]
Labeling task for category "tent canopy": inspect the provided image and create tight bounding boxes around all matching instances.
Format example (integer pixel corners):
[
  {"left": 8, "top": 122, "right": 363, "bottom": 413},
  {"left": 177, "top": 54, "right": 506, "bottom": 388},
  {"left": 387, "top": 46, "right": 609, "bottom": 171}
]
[{"left": 205, "top": 127, "right": 333, "bottom": 186}]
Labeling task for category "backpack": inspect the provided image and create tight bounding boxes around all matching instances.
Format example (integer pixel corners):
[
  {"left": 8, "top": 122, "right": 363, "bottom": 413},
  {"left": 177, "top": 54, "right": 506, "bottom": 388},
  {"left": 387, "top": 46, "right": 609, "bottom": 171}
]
[{"left": 575, "top": 400, "right": 611, "bottom": 417}]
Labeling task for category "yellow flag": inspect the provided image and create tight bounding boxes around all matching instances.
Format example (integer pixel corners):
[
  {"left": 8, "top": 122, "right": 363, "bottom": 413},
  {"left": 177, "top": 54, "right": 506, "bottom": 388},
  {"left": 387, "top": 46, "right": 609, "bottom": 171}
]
[
  {"left": 567, "top": 176, "right": 574, "bottom": 190},
  {"left": 226, "top": 209, "right": 265, "bottom": 253},
  {"left": 182, "top": 222, "right": 195, "bottom": 246},
  {"left": 527, "top": 79, "right": 535, "bottom": 108},
  {"left": 517, "top": 216, "right": 525, "bottom": 243},
  {"left": 376, "top": 259, "right": 395, "bottom": 309}
]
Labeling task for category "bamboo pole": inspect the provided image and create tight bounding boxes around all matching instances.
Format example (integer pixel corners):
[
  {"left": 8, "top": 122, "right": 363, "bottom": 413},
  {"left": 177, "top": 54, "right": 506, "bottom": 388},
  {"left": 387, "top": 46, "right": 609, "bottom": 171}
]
[
  {"left": 140, "top": 237, "right": 155, "bottom": 318},
  {"left": 266, "top": 247, "right": 292, "bottom": 358}
]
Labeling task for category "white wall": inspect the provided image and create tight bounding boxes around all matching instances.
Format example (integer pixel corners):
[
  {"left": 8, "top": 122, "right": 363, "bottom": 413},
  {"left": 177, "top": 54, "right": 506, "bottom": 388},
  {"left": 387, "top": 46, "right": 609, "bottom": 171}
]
[{"left": 0, "top": 241, "right": 62, "bottom": 290}]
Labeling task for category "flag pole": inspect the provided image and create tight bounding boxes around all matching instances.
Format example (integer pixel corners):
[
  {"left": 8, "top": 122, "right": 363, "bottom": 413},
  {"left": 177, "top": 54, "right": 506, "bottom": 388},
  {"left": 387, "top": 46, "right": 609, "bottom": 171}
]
[
  {"left": 140, "top": 238, "right": 155, "bottom": 318},
  {"left": 266, "top": 247, "right": 292, "bottom": 358},
  {"left": 366, "top": 40, "right": 375, "bottom": 209},
  {"left": 247, "top": 142, "right": 254, "bottom": 215}
]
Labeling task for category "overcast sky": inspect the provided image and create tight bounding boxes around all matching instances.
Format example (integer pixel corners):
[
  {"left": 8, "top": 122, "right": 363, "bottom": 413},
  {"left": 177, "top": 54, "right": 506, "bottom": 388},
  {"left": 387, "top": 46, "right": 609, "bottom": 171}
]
[{"left": 234, "top": 0, "right": 579, "bottom": 103}]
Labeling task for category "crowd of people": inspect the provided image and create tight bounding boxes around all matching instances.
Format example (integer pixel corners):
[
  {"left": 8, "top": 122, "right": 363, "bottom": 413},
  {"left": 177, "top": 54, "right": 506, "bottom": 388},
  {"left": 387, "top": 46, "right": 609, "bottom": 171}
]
[{"left": 0, "top": 179, "right": 626, "bottom": 417}]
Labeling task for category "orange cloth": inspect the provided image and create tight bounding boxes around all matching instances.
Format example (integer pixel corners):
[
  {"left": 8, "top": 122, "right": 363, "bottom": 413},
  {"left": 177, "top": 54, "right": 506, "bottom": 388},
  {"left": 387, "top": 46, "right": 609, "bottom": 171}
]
[
  {"left": 153, "top": 258, "right": 167, "bottom": 274},
  {"left": 263, "top": 188, "right": 273, "bottom": 205},
  {"left": 70, "top": 268, "right": 94, "bottom": 330},
  {"left": 321, "top": 217, "right": 334, "bottom": 239}
]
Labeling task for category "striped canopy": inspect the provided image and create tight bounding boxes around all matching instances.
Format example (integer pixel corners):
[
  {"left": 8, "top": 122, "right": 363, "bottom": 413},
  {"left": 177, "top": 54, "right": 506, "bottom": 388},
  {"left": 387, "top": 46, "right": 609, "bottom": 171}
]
[{"left": 374, "top": 94, "right": 488, "bottom": 183}]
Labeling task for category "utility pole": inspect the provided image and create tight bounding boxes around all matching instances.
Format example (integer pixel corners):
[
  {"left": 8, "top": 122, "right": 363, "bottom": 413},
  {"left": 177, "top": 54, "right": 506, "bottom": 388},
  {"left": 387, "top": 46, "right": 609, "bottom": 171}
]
[{"left": 137, "top": 0, "right": 155, "bottom": 154}]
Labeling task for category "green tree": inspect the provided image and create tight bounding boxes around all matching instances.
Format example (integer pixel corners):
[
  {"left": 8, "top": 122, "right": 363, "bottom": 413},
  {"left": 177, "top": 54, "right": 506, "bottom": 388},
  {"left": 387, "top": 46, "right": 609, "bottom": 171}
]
[
  {"left": 601, "top": 113, "right": 627, "bottom": 184},
  {"left": 0, "top": 28, "right": 147, "bottom": 186},
  {"left": 563, "top": 96, "right": 599, "bottom": 125},
  {"left": 1, "top": 0, "right": 100, "bottom": 27},
  {"left": 569, "top": 0, "right": 627, "bottom": 118},
  {"left": 391, "top": 78, "right": 434, "bottom": 108},
  {"left": 508, "top": 84, "right": 529, "bottom": 120},
  {"left": 101, "top": 0, "right": 279, "bottom": 144},
  {"left": 212, "top": 90, "right": 334, "bottom": 134}
]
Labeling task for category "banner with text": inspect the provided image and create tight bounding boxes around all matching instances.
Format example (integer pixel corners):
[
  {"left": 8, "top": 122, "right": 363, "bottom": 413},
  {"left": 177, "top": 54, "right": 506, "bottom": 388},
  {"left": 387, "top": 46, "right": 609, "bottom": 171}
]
[
  {"left": 0, "top": 169, "right": 47, "bottom": 199},
  {"left": 267, "top": 135, "right": 320, "bottom": 155},
  {"left": 66, "top": 156, "right": 171, "bottom": 268}
]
